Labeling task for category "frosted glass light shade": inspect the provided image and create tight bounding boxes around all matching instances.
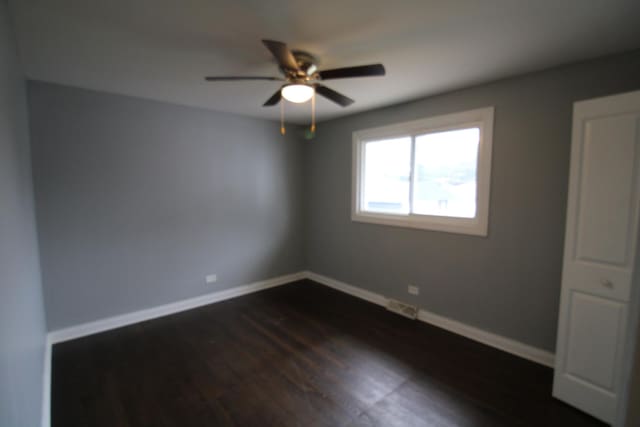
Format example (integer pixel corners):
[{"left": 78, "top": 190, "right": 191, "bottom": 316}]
[{"left": 281, "top": 84, "right": 314, "bottom": 103}]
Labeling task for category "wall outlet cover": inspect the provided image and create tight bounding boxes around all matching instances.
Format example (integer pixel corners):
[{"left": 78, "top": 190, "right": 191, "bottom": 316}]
[
  {"left": 408, "top": 285, "right": 419, "bottom": 295},
  {"left": 205, "top": 274, "right": 217, "bottom": 284}
]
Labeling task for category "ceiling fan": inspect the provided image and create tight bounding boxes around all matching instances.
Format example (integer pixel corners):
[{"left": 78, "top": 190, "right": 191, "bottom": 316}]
[{"left": 204, "top": 39, "right": 386, "bottom": 108}]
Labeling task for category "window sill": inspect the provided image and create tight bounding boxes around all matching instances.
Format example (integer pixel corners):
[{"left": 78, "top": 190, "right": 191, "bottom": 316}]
[{"left": 351, "top": 211, "right": 488, "bottom": 237}]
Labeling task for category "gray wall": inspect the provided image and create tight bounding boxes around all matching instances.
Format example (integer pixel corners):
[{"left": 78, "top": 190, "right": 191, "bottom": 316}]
[
  {"left": 0, "top": 1, "right": 47, "bottom": 426},
  {"left": 29, "top": 82, "right": 306, "bottom": 330},
  {"left": 28, "top": 49, "right": 640, "bottom": 353},
  {"left": 305, "top": 50, "right": 640, "bottom": 352}
]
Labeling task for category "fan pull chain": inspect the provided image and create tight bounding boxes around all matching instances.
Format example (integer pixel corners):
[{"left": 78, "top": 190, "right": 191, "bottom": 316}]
[
  {"left": 280, "top": 99, "right": 286, "bottom": 135},
  {"left": 310, "top": 92, "right": 316, "bottom": 134}
]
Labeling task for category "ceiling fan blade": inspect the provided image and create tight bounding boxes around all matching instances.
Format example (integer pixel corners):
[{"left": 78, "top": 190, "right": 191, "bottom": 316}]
[
  {"left": 205, "top": 76, "right": 283, "bottom": 81},
  {"left": 318, "top": 64, "right": 385, "bottom": 80},
  {"left": 263, "top": 89, "right": 282, "bottom": 107},
  {"left": 314, "top": 84, "right": 354, "bottom": 107},
  {"left": 262, "top": 39, "right": 300, "bottom": 72}
]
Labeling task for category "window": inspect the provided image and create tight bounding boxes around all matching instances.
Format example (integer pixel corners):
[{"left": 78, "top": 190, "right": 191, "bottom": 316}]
[{"left": 352, "top": 107, "right": 494, "bottom": 236}]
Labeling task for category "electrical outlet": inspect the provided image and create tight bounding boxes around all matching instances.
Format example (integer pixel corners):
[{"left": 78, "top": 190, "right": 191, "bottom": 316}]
[
  {"left": 205, "top": 274, "right": 217, "bottom": 284},
  {"left": 408, "top": 285, "right": 419, "bottom": 295}
]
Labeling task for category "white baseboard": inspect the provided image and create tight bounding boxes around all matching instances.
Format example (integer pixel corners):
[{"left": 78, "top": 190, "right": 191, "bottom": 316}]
[
  {"left": 48, "top": 271, "right": 305, "bottom": 344},
  {"left": 303, "top": 270, "right": 555, "bottom": 367},
  {"left": 304, "top": 271, "right": 387, "bottom": 306},
  {"left": 416, "top": 308, "right": 555, "bottom": 367},
  {"left": 41, "top": 335, "right": 52, "bottom": 427}
]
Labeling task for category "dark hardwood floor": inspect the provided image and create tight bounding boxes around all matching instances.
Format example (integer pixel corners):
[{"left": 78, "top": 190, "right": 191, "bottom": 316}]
[{"left": 52, "top": 280, "right": 605, "bottom": 427}]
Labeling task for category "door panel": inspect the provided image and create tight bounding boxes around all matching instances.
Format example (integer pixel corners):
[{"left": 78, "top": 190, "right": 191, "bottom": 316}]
[
  {"left": 576, "top": 115, "right": 638, "bottom": 266},
  {"left": 566, "top": 291, "right": 625, "bottom": 390},
  {"left": 554, "top": 90, "right": 640, "bottom": 426}
]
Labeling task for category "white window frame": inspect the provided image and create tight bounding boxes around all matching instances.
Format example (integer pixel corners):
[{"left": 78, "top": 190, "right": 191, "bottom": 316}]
[{"left": 351, "top": 107, "right": 494, "bottom": 236}]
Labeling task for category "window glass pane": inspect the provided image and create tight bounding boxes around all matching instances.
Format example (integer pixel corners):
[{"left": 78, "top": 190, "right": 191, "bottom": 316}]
[
  {"left": 363, "top": 137, "right": 412, "bottom": 214},
  {"left": 413, "top": 128, "right": 479, "bottom": 218}
]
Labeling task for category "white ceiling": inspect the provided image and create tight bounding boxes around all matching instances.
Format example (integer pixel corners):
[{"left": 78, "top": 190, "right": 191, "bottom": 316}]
[{"left": 10, "top": 0, "right": 640, "bottom": 124}]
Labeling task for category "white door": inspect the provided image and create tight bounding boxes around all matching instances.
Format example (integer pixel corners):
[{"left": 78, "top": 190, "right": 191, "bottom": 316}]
[{"left": 554, "top": 90, "right": 640, "bottom": 425}]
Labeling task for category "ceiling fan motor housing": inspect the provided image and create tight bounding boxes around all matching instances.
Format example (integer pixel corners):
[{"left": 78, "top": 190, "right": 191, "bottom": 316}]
[{"left": 290, "top": 50, "right": 319, "bottom": 78}]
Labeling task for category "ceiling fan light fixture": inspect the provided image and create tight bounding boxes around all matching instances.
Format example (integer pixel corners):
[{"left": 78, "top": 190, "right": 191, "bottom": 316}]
[{"left": 281, "top": 84, "right": 314, "bottom": 103}]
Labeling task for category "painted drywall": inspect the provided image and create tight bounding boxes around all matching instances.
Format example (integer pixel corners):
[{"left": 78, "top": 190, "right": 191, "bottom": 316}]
[
  {"left": 29, "top": 82, "right": 305, "bottom": 330},
  {"left": 0, "top": 1, "right": 47, "bottom": 426},
  {"left": 305, "top": 50, "right": 640, "bottom": 352}
]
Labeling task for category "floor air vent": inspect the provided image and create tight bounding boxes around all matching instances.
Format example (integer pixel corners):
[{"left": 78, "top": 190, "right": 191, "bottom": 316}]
[{"left": 386, "top": 299, "right": 418, "bottom": 319}]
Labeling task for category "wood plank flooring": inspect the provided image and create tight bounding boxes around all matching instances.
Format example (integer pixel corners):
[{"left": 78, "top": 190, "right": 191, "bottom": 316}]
[{"left": 52, "top": 280, "right": 605, "bottom": 426}]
